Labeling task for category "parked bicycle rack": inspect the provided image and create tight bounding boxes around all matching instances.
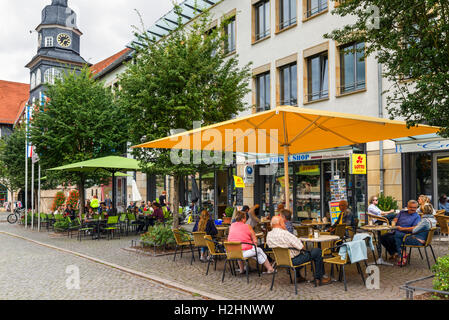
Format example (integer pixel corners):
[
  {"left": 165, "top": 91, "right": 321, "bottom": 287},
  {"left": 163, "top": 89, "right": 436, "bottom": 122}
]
[{"left": 400, "top": 275, "right": 449, "bottom": 300}]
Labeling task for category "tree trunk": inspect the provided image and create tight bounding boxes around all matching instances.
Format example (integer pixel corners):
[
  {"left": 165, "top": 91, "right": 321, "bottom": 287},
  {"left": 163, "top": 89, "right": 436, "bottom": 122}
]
[
  {"left": 78, "top": 174, "right": 85, "bottom": 219},
  {"left": 172, "top": 175, "right": 180, "bottom": 230}
]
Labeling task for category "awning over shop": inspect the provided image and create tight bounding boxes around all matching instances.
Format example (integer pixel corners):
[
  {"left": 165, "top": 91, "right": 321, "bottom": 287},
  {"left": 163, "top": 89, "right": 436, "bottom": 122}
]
[{"left": 393, "top": 134, "right": 449, "bottom": 153}]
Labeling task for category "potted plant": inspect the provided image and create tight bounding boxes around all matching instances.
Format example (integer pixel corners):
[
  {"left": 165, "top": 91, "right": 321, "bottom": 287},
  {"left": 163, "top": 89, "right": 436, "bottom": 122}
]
[{"left": 223, "top": 207, "right": 234, "bottom": 224}]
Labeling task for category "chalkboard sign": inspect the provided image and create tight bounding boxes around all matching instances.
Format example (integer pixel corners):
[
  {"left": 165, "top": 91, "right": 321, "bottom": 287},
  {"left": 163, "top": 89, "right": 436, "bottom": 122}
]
[{"left": 236, "top": 188, "right": 244, "bottom": 206}]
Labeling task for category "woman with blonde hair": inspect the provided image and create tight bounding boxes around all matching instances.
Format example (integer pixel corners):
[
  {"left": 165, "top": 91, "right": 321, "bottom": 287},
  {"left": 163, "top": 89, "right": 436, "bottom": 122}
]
[
  {"left": 193, "top": 210, "right": 218, "bottom": 262},
  {"left": 417, "top": 195, "right": 436, "bottom": 215}
]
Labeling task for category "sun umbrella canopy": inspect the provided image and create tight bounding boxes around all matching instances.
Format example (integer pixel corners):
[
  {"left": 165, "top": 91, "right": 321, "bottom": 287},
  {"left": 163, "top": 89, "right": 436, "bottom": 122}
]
[
  {"left": 49, "top": 156, "right": 141, "bottom": 173},
  {"left": 133, "top": 106, "right": 440, "bottom": 155}
]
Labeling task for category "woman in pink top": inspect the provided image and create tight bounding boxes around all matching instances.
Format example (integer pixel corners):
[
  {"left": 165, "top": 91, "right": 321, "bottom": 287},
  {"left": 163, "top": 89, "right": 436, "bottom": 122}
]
[{"left": 227, "top": 211, "right": 274, "bottom": 274}]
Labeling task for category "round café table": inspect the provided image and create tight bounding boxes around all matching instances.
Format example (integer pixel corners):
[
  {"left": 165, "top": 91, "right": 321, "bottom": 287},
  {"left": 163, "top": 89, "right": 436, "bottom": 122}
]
[
  {"left": 298, "top": 235, "right": 340, "bottom": 250},
  {"left": 360, "top": 225, "right": 397, "bottom": 266}
]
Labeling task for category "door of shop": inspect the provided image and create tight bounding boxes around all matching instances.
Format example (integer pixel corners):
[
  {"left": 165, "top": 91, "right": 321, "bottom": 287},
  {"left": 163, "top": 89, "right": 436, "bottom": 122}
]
[
  {"left": 322, "top": 159, "right": 355, "bottom": 220},
  {"left": 433, "top": 152, "right": 449, "bottom": 208}
]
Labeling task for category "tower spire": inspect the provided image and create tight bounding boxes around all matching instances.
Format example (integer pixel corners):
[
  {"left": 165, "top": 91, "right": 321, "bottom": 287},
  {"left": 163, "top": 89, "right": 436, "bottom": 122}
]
[{"left": 51, "top": 0, "right": 68, "bottom": 6}]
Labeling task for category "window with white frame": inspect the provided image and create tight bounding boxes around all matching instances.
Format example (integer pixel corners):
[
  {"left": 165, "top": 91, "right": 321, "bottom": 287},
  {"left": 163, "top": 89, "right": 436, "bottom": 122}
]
[
  {"left": 45, "top": 36, "right": 54, "bottom": 47},
  {"left": 31, "top": 73, "right": 36, "bottom": 89},
  {"left": 44, "top": 68, "right": 61, "bottom": 85},
  {"left": 35, "top": 69, "right": 42, "bottom": 87}
]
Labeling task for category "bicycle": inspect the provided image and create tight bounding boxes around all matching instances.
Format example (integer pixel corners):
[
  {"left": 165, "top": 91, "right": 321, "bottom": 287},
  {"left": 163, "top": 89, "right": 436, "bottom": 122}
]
[{"left": 7, "top": 208, "right": 24, "bottom": 224}]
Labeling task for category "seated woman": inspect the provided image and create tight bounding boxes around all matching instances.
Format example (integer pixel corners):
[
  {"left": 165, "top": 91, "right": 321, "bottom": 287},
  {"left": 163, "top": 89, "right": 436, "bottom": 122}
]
[
  {"left": 227, "top": 211, "right": 274, "bottom": 274},
  {"left": 394, "top": 203, "right": 437, "bottom": 266},
  {"left": 193, "top": 210, "right": 218, "bottom": 262},
  {"left": 417, "top": 195, "right": 436, "bottom": 215}
]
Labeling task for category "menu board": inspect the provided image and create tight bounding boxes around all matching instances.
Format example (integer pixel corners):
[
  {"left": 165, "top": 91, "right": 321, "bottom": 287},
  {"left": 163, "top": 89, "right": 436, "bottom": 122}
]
[
  {"left": 329, "top": 201, "right": 343, "bottom": 225},
  {"left": 235, "top": 188, "right": 244, "bottom": 206},
  {"left": 330, "top": 178, "right": 347, "bottom": 201}
]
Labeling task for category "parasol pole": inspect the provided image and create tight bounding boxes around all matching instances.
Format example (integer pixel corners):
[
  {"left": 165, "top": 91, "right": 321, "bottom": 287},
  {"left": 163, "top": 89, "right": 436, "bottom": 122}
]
[{"left": 283, "top": 145, "right": 290, "bottom": 211}]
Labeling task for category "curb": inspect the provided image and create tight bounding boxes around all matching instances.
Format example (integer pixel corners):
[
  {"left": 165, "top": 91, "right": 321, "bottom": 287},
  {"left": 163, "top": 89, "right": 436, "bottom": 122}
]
[{"left": 0, "top": 231, "right": 228, "bottom": 301}]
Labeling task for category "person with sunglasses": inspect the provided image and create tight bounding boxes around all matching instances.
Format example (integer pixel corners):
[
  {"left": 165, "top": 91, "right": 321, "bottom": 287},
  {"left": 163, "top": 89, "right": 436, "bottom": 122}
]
[{"left": 368, "top": 195, "right": 396, "bottom": 224}]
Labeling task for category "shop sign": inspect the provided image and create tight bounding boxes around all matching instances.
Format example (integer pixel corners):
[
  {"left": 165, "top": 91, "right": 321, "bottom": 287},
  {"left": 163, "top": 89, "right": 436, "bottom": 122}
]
[
  {"left": 233, "top": 175, "right": 245, "bottom": 189},
  {"left": 350, "top": 154, "right": 367, "bottom": 175},
  {"left": 329, "top": 201, "right": 343, "bottom": 225},
  {"left": 396, "top": 140, "right": 449, "bottom": 153},
  {"left": 298, "top": 165, "right": 320, "bottom": 175},
  {"left": 255, "top": 150, "right": 352, "bottom": 165}
]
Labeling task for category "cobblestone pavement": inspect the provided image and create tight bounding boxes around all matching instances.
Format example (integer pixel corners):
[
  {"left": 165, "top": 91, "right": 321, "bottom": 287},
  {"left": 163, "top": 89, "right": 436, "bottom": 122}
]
[
  {"left": 0, "top": 230, "right": 201, "bottom": 300},
  {"left": 1, "top": 223, "right": 448, "bottom": 300}
]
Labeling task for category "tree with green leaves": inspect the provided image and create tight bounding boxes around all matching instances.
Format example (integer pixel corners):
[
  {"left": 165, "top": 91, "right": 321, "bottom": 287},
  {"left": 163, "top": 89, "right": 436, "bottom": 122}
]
[
  {"left": 119, "top": 7, "right": 252, "bottom": 228},
  {"left": 325, "top": 0, "right": 449, "bottom": 135},
  {"left": 30, "top": 66, "right": 128, "bottom": 216}
]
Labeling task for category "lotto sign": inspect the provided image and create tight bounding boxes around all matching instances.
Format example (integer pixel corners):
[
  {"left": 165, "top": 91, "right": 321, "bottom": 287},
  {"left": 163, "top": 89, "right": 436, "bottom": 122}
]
[
  {"left": 329, "top": 201, "right": 342, "bottom": 225},
  {"left": 233, "top": 176, "right": 245, "bottom": 189},
  {"left": 351, "top": 154, "right": 367, "bottom": 175}
]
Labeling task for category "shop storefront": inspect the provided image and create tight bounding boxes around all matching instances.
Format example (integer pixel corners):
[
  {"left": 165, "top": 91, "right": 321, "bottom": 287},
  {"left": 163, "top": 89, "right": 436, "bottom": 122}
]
[
  {"left": 397, "top": 136, "right": 449, "bottom": 208},
  {"left": 253, "top": 146, "right": 367, "bottom": 222}
]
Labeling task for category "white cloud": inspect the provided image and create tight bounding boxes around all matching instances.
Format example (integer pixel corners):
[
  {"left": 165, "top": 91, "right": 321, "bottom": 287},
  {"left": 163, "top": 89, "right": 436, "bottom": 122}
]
[{"left": 0, "top": 0, "right": 174, "bottom": 83}]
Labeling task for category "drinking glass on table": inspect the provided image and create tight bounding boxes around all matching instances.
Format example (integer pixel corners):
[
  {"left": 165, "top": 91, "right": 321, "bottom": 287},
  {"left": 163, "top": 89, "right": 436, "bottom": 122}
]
[{"left": 308, "top": 228, "right": 314, "bottom": 239}]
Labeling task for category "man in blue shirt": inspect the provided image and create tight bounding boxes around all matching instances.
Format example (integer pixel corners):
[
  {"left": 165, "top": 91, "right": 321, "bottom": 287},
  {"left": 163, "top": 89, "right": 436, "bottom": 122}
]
[{"left": 380, "top": 200, "right": 421, "bottom": 262}]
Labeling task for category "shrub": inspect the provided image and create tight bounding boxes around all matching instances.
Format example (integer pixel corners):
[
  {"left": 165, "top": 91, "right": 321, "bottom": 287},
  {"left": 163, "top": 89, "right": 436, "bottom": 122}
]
[
  {"left": 140, "top": 222, "right": 190, "bottom": 247},
  {"left": 53, "top": 220, "right": 69, "bottom": 232},
  {"left": 377, "top": 193, "right": 399, "bottom": 212},
  {"left": 432, "top": 255, "right": 449, "bottom": 297},
  {"left": 51, "top": 191, "right": 66, "bottom": 212}
]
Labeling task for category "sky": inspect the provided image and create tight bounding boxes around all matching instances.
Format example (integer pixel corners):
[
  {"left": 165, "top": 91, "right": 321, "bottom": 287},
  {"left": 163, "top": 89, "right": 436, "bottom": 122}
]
[{"left": 0, "top": 0, "right": 174, "bottom": 83}]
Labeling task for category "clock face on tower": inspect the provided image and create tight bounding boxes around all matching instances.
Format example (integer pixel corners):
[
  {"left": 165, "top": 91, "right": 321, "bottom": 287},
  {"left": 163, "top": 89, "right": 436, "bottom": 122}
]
[{"left": 57, "top": 33, "right": 71, "bottom": 47}]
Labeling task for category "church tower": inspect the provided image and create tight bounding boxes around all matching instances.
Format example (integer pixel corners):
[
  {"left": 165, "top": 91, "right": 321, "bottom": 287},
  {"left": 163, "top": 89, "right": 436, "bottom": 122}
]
[{"left": 26, "top": 0, "right": 89, "bottom": 104}]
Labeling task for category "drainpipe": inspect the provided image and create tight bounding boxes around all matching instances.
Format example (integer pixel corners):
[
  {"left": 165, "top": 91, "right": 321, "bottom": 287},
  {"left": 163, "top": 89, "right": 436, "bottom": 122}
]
[{"left": 378, "top": 63, "right": 385, "bottom": 195}]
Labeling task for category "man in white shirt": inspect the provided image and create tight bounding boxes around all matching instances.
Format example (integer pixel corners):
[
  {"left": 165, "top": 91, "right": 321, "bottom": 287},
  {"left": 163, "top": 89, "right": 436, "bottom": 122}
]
[{"left": 266, "top": 216, "right": 331, "bottom": 285}]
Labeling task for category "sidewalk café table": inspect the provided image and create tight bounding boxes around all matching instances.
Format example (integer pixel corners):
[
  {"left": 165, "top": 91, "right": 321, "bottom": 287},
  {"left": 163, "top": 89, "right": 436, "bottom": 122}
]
[
  {"left": 84, "top": 217, "right": 107, "bottom": 240},
  {"left": 216, "top": 225, "right": 229, "bottom": 240},
  {"left": 301, "top": 220, "right": 331, "bottom": 231},
  {"left": 298, "top": 234, "right": 340, "bottom": 250},
  {"left": 360, "top": 224, "right": 397, "bottom": 266}
]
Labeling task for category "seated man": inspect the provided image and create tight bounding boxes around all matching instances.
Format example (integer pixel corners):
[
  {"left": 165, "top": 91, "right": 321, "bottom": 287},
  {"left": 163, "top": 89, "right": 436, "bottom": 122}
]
[
  {"left": 380, "top": 200, "right": 421, "bottom": 263},
  {"left": 266, "top": 216, "right": 331, "bottom": 285},
  {"left": 280, "top": 209, "right": 294, "bottom": 234}
]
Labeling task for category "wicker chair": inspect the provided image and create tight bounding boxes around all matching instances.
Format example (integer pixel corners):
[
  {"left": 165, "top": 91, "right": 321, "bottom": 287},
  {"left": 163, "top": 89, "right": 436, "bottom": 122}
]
[
  {"left": 323, "top": 242, "right": 367, "bottom": 291},
  {"left": 222, "top": 242, "right": 260, "bottom": 284},
  {"left": 294, "top": 225, "right": 309, "bottom": 238},
  {"left": 401, "top": 227, "right": 437, "bottom": 270},
  {"left": 204, "top": 235, "right": 227, "bottom": 275},
  {"left": 270, "top": 247, "right": 315, "bottom": 294},
  {"left": 191, "top": 232, "right": 208, "bottom": 265},
  {"left": 436, "top": 215, "right": 449, "bottom": 241},
  {"left": 172, "top": 229, "right": 194, "bottom": 262}
]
